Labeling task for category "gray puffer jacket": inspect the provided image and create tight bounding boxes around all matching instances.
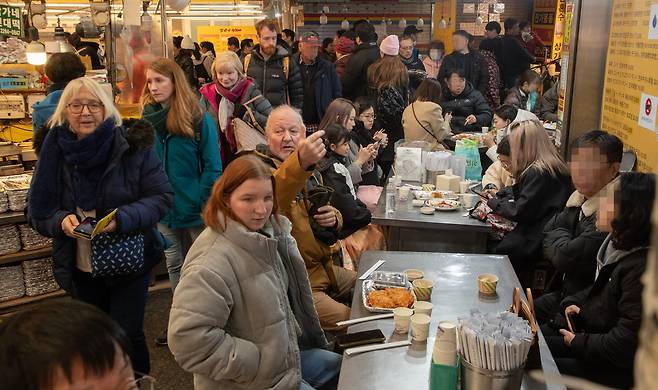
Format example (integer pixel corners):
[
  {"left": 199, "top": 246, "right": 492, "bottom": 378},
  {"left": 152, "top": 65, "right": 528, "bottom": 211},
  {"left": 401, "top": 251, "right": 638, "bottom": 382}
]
[{"left": 168, "top": 214, "right": 327, "bottom": 390}]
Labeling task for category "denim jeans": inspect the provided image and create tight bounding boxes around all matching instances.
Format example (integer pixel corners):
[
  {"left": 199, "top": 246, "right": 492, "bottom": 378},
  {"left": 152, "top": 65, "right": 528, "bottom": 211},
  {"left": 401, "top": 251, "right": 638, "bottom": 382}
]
[
  {"left": 72, "top": 269, "right": 150, "bottom": 374},
  {"left": 299, "top": 348, "right": 342, "bottom": 390},
  {"left": 158, "top": 223, "right": 204, "bottom": 291}
]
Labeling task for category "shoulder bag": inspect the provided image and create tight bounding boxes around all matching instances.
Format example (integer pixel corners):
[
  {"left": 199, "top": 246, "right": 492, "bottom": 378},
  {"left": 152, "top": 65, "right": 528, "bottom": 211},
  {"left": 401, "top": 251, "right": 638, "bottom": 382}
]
[{"left": 234, "top": 94, "right": 267, "bottom": 152}]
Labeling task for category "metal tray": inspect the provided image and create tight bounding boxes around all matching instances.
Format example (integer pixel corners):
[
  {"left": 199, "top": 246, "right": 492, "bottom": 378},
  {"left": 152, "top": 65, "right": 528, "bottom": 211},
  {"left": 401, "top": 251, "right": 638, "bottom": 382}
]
[{"left": 362, "top": 279, "right": 417, "bottom": 313}]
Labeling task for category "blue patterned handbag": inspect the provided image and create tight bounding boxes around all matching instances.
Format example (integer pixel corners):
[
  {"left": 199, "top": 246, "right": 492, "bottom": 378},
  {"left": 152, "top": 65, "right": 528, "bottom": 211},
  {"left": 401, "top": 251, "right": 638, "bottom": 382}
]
[{"left": 90, "top": 232, "right": 145, "bottom": 277}]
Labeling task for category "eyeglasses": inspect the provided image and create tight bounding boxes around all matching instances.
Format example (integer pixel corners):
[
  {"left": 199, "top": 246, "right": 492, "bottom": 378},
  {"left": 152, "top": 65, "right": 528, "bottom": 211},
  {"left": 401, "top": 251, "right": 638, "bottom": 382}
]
[
  {"left": 67, "top": 101, "right": 104, "bottom": 114},
  {"left": 362, "top": 113, "right": 376, "bottom": 120}
]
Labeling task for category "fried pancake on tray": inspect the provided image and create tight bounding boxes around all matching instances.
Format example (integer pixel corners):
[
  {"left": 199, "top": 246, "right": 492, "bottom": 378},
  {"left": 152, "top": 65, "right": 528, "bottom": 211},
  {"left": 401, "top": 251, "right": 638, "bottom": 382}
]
[{"left": 367, "top": 288, "right": 414, "bottom": 309}]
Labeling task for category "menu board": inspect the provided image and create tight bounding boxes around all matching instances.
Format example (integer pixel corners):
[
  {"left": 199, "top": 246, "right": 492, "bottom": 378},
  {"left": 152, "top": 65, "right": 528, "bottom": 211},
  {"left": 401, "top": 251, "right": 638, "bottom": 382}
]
[
  {"left": 196, "top": 26, "right": 258, "bottom": 53},
  {"left": 0, "top": 5, "right": 22, "bottom": 37},
  {"left": 601, "top": 0, "right": 658, "bottom": 172}
]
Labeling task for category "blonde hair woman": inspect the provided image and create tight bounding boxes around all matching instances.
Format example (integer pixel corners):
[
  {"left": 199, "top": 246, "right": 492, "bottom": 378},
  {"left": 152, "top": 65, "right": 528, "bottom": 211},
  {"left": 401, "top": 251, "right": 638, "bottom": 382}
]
[
  {"left": 487, "top": 120, "right": 572, "bottom": 286},
  {"left": 200, "top": 50, "right": 272, "bottom": 165},
  {"left": 28, "top": 77, "right": 173, "bottom": 374},
  {"left": 140, "top": 58, "right": 222, "bottom": 338}
]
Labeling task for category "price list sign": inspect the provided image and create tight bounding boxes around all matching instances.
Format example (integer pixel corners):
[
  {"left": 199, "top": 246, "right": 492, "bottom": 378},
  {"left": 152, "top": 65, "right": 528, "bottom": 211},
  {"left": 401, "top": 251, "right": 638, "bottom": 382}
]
[
  {"left": 601, "top": 0, "right": 658, "bottom": 172},
  {"left": 0, "top": 5, "right": 22, "bottom": 38}
]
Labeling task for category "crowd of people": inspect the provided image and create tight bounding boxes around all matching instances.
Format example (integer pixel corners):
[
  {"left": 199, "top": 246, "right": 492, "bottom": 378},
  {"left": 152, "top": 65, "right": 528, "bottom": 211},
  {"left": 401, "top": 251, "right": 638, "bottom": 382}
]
[{"left": 0, "top": 16, "right": 654, "bottom": 390}]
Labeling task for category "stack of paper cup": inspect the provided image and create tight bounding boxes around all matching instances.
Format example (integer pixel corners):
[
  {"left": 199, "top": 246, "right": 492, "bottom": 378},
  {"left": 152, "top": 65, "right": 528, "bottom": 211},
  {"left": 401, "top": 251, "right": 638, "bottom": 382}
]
[{"left": 432, "top": 320, "right": 458, "bottom": 366}]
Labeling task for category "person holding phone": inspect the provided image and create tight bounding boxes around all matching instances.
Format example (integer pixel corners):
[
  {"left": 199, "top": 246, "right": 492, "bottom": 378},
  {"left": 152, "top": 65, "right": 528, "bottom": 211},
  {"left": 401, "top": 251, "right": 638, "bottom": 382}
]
[
  {"left": 27, "top": 77, "right": 173, "bottom": 375},
  {"left": 169, "top": 155, "right": 341, "bottom": 390},
  {"left": 352, "top": 97, "right": 386, "bottom": 186},
  {"left": 254, "top": 105, "right": 357, "bottom": 333},
  {"left": 540, "top": 172, "right": 655, "bottom": 389}
]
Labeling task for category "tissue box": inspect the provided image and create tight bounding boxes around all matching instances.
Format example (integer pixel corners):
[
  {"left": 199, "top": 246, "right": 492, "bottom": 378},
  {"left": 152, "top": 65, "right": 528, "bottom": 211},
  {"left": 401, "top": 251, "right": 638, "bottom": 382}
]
[{"left": 436, "top": 173, "right": 460, "bottom": 193}]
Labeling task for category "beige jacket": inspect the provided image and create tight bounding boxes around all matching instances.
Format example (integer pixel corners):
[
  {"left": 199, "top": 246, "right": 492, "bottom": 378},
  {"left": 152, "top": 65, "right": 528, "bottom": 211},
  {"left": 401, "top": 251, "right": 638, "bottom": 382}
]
[
  {"left": 168, "top": 215, "right": 326, "bottom": 390},
  {"left": 482, "top": 160, "right": 515, "bottom": 190},
  {"left": 402, "top": 101, "right": 450, "bottom": 146}
]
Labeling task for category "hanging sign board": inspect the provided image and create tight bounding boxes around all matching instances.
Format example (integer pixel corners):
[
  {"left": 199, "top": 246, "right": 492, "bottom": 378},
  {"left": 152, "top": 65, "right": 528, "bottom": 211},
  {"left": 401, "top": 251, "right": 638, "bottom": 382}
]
[
  {"left": 0, "top": 5, "right": 23, "bottom": 38},
  {"left": 600, "top": 0, "right": 658, "bottom": 172},
  {"left": 197, "top": 26, "right": 258, "bottom": 53}
]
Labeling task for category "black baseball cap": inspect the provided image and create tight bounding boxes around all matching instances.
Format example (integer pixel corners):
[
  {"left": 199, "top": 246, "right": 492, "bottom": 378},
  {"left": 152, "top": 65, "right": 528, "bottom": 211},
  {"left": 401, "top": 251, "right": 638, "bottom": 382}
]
[{"left": 403, "top": 25, "right": 423, "bottom": 35}]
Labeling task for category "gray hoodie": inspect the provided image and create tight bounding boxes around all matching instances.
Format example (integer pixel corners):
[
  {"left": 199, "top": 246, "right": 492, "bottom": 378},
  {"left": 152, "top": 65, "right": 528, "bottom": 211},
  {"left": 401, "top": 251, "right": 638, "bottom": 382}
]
[{"left": 168, "top": 214, "right": 327, "bottom": 390}]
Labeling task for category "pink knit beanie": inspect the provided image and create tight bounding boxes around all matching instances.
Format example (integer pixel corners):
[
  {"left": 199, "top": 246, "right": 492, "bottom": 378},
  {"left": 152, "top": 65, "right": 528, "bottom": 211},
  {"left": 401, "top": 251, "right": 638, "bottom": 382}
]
[{"left": 380, "top": 35, "right": 400, "bottom": 56}]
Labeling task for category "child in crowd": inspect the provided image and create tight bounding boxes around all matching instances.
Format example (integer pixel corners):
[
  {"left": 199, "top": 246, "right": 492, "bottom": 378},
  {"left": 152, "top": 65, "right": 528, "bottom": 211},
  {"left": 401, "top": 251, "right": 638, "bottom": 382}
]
[
  {"left": 504, "top": 69, "right": 542, "bottom": 115},
  {"left": 352, "top": 97, "right": 387, "bottom": 186},
  {"left": 318, "top": 124, "right": 372, "bottom": 238},
  {"left": 542, "top": 172, "right": 655, "bottom": 390}
]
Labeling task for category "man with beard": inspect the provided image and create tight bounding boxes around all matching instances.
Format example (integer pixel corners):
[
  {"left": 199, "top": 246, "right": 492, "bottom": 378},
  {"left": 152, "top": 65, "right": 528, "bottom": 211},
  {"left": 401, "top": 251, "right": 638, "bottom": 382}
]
[{"left": 245, "top": 19, "right": 304, "bottom": 109}]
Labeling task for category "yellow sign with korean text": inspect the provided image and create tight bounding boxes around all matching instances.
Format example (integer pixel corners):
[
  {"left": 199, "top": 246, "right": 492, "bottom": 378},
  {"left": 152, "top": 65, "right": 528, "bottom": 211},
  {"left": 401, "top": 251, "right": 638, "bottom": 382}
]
[
  {"left": 196, "top": 25, "right": 258, "bottom": 53},
  {"left": 600, "top": 0, "right": 658, "bottom": 172}
]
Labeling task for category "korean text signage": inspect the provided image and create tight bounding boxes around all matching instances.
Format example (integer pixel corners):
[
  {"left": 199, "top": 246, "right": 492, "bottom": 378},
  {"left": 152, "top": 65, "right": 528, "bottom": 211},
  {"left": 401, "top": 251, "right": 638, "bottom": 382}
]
[
  {"left": 0, "top": 5, "right": 22, "bottom": 37},
  {"left": 532, "top": 0, "right": 566, "bottom": 59},
  {"left": 601, "top": 0, "right": 658, "bottom": 172},
  {"left": 196, "top": 26, "right": 258, "bottom": 53}
]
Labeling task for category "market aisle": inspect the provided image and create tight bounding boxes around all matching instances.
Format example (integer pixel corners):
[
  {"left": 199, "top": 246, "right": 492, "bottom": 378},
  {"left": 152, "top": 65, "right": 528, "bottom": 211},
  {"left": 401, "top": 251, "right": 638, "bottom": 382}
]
[{"left": 145, "top": 289, "right": 194, "bottom": 389}]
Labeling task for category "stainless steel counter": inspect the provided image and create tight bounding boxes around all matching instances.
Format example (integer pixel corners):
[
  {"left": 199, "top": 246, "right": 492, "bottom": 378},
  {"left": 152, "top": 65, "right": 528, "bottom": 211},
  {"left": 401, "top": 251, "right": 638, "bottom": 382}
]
[
  {"left": 372, "top": 189, "right": 492, "bottom": 253},
  {"left": 337, "top": 251, "right": 565, "bottom": 390}
]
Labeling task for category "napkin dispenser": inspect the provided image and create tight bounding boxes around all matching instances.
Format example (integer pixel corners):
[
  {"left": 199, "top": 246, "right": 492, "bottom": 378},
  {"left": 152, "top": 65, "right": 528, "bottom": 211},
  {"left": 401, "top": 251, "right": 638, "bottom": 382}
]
[{"left": 436, "top": 169, "right": 461, "bottom": 193}]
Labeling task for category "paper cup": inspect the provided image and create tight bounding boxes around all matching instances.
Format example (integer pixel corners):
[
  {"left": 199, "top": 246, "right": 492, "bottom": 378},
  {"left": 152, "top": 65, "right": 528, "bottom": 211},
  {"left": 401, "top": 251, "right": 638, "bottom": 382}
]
[
  {"left": 482, "top": 126, "right": 489, "bottom": 134},
  {"left": 413, "top": 279, "right": 434, "bottom": 301},
  {"left": 413, "top": 301, "right": 433, "bottom": 317},
  {"left": 435, "top": 320, "right": 457, "bottom": 350},
  {"left": 460, "top": 193, "right": 480, "bottom": 209},
  {"left": 477, "top": 273, "right": 499, "bottom": 295},
  {"left": 393, "top": 307, "right": 414, "bottom": 334},
  {"left": 411, "top": 314, "right": 431, "bottom": 342},
  {"left": 459, "top": 180, "right": 470, "bottom": 194},
  {"left": 398, "top": 186, "right": 411, "bottom": 201},
  {"left": 404, "top": 268, "right": 424, "bottom": 281},
  {"left": 433, "top": 348, "right": 458, "bottom": 366}
]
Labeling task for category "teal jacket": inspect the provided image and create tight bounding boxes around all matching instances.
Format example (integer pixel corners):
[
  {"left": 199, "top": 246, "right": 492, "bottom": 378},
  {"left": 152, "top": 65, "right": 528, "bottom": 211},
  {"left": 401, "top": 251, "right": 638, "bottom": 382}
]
[{"left": 145, "top": 106, "right": 222, "bottom": 229}]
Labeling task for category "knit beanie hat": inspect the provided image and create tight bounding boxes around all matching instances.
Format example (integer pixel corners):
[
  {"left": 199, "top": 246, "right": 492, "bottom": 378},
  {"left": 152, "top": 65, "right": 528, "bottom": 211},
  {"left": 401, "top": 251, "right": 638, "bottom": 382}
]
[
  {"left": 335, "top": 36, "right": 355, "bottom": 55},
  {"left": 380, "top": 35, "right": 399, "bottom": 56}
]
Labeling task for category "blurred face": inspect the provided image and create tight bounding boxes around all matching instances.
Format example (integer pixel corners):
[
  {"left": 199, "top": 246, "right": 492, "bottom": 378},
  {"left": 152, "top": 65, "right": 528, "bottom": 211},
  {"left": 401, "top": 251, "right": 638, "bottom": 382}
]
[
  {"left": 215, "top": 66, "right": 239, "bottom": 89},
  {"left": 300, "top": 42, "right": 319, "bottom": 62},
  {"left": 358, "top": 107, "right": 375, "bottom": 130},
  {"left": 325, "top": 42, "right": 335, "bottom": 54},
  {"left": 267, "top": 111, "right": 305, "bottom": 161},
  {"left": 498, "top": 154, "right": 512, "bottom": 174},
  {"left": 596, "top": 184, "right": 618, "bottom": 232},
  {"left": 330, "top": 138, "right": 350, "bottom": 157},
  {"left": 399, "top": 39, "right": 414, "bottom": 59},
  {"left": 522, "top": 80, "right": 540, "bottom": 94},
  {"left": 65, "top": 86, "right": 105, "bottom": 139},
  {"left": 508, "top": 23, "right": 520, "bottom": 36},
  {"left": 570, "top": 146, "right": 620, "bottom": 198},
  {"left": 200, "top": 46, "right": 207, "bottom": 54},
  {"left": 229, "top": 178, "right": 274, "bottom": 232},
  {"left": 485, "top": 29, "right": 498, "bottom": 39},
  {"left": 146, "top": 69, "right": 174, "bottom": 105},
  {"left": 228, "top": 44, "right": 239, "bottom": 53},
  {"left": 452, "top": 34, "right": 469, "bottom": 52},
  {"left": 429, "top": 48, "right": 443, "bottom": 61},
  {"left": 51, "top": 351, "right": 137, "bottom": 390},
  {"left": 446, "top": 74, "right": 466, "bottom": 95},
  {"left": 493, "top": 113, "right": 511, "bottom": 130},
  {"left": 259, "top": 26, "right": 278, "bottom": 57},
  {"left": 345, "top": 108, "right": 356, "bottom": 131}
]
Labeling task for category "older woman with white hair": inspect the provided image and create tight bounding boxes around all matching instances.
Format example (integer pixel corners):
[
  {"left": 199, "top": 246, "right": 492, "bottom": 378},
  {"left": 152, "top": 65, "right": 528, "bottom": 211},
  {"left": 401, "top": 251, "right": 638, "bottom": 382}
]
[
  {"left": 27, "top": 77, "right": 173, "bottom": 374},
  {"left": 200, "top": 50, "right": 273, "bottom": 165}
]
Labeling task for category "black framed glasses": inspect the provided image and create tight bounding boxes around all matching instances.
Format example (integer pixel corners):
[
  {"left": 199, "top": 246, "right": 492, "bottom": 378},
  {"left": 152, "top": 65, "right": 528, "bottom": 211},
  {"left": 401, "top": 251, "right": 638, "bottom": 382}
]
[{"left": 67, "top": 101, "right": 104, "bottom": 114}]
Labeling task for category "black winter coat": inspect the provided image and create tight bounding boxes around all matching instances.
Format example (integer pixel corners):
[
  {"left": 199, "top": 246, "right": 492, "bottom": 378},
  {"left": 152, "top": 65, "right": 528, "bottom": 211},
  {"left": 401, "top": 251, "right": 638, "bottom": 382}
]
[
  {"left": 559, "top": 239, "right": 648, "bottom": 389},
  {"left": 317, "top": 152, "right": 371, "bottom": 238},
  {"left": 543, "top": 202, "right": 606, "bottom": 296},
  {"left": 371, "top": 86, "right": 408, "bottom": 162},
  {"left": 341, "top": 42, "right": 380, "bottom": 100},
  {"left": 402, "top": 56, "right": 427, "bottom": 96},
  {"left": 246, "top": 45, "right": 304, "bottom": 109},
  {"left": 438, "top": 50, "right": 489, "bottom": 95},
  {"left": 292, "top": 54, "right": 342, "bottom": 122},
  {"left": 500, "top": 36, "right": 535, "bottom": 88},
  {"left": 440, "top": 82, "right": 493, "bottom": 133},
  {"left": 27, "top": 120, "right": 173, "bottom": 291},
  {"left": 488, "top": 167, "right": 572, "bottom": 268},
  {"left": 350, "top": 121, "right": 381, "bottom": 186}
]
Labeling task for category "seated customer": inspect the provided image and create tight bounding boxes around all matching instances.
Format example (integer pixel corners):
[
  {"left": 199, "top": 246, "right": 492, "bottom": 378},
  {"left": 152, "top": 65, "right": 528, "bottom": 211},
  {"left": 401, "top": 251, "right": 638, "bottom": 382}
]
[
  {"left": 255, "top": 106, "right": 357, "bottom": 333},
  {"left": 318, "top": 124, "right": 372, "bottom": 238},
  {"left": 482, "top": 104, "right": 538, "bottom": 162},
  {"left": 440, "top": 68, "right": 492, "bottom": 133},
  {"left": 0, "top": 300, "right": 140, "bottom": 390},
  {"left": 169, "top": 155, "right": 340, "bottom": 390},
  {"left": 32, "top": 53, "right": 86, "bottom": 133},
  {"left": 352, "top": 97, "right": 386, "bottom": 186},
  {"left": 504, "top": 69, "right": 542, "bottom": 115},
  {"left": 542, "top": 172, "right": 655, "bottom": 390},
  {"left": 541, "top": 81, "right": 559, "bottom": 122},
  {"left": 402, "top": 78, "right": 451, "bottom": 146},
  {"left": 537, "top": 131, "right": 622, "bottom": 325},
  {"left": 482, "top": 136, "right": 514, "bottom": 192},
  {"left": 487, "top": 120, "right": 572, "bottom": 286}
]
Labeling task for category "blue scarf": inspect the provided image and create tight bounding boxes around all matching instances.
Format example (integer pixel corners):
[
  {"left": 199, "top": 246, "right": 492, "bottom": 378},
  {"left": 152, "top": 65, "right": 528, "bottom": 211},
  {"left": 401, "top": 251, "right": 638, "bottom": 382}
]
[{"left": 29, "top": 119, "right": 116, "bottom": 219}]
